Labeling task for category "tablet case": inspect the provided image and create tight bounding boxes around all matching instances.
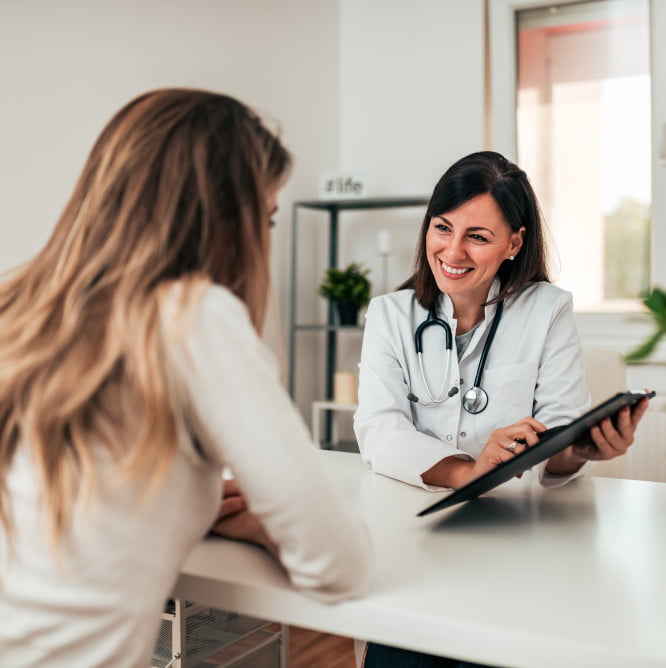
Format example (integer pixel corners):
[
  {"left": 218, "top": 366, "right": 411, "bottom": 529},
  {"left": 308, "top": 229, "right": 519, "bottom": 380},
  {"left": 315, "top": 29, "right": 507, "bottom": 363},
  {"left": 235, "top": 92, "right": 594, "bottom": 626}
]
[{"left": 417, "top": 390, "right": 656, "bottom": 517}]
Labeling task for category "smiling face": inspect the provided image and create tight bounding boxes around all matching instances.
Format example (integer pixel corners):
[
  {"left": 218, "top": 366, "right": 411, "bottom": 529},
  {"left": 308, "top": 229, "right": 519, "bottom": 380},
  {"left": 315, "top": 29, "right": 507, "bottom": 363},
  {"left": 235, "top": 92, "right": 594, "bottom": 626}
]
[{"left": 426, "top": 193, "right": 525, "bottom": 312}]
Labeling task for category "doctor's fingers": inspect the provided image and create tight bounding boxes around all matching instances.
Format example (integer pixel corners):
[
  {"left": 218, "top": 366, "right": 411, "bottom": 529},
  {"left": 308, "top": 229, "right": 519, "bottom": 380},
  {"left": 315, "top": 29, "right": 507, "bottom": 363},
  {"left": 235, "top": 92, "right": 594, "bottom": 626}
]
[
  {"left": 473, "top": 443, "right": 517, "bottom": 476},
  {"left": 500, "top": 438, "right": 529, "bottom": 455},
  {"left": 629, "top": 397, "right": 650, "bottom": 429},
  {"left": 512, "top": 428, "right": 541, "bottom": 447},
  {"left": 576, "top": 423, "right": 630, "bottom": 462},
  {"left": 501, "top": 419, "right": 546, "bottom": 446},
  {"left": 607, "top": 407, "right": 638, "bottom": 445},
  {"left": 590, "top": 418, "right": 635, "bottom": 456},
  {"left": 494, "top": 425, "right": 540, "bottom": 449},
  {"left": 490, "top": 443, "right": 524, "bottom": 466}
]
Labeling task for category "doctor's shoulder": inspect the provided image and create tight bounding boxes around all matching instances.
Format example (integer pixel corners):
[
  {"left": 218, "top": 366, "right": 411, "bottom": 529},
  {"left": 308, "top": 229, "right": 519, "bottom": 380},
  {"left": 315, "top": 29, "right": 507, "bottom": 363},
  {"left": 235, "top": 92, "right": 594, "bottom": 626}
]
[
  {"left": 365, "top": 289, "right": 424, "bottom": 329},
  {"left": 505, "top": 281, "right": 574, "bottom": 316}
]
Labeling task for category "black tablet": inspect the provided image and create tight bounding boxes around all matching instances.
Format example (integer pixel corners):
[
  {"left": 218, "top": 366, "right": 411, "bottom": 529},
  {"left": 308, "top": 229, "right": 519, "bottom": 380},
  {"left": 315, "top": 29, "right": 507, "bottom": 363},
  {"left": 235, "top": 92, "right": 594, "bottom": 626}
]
[{"left": 417, "top": 390, "right": 656, "bottom": 517}]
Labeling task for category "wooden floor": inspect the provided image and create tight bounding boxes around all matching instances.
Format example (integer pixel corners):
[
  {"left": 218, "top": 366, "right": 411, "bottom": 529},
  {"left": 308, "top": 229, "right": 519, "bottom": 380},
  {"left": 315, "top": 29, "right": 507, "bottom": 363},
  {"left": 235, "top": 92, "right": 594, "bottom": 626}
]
[
  {"left": 287, "top": 626, "right": 357, "bottom": 668},
  {"left": 205, "top": 624, "right": 357, "bottom": 667}
]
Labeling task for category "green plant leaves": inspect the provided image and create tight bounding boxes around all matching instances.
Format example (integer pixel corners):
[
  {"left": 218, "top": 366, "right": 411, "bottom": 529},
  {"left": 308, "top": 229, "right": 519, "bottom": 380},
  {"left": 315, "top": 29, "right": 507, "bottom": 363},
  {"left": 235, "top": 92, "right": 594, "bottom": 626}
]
[
  {"left": 625, "top": 287, "right": 666, "bottom": 363},
  {"left": 644, "top": 286, "right": 666, "bottom": 329},
  {"left": 317, "top": 262, "right": 372, "bottom": 307}
]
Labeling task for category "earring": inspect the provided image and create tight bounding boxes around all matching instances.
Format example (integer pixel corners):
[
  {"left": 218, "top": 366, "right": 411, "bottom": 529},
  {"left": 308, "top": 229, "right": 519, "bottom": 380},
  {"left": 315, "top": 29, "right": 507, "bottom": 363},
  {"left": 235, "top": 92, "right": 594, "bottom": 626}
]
[{"left": 508, "top": 255, "right": 515, "bottom": 261}]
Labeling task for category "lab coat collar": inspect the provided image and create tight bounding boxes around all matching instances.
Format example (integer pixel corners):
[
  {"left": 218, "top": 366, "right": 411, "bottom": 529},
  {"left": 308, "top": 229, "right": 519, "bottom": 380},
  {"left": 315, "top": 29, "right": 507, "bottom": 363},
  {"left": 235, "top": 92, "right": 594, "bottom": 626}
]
[
  {"left": 483, "top": 278, "right": 502, "bottom": 319},
  {"left": 435, "top": 277, "right": 502, "bottom": 324}
]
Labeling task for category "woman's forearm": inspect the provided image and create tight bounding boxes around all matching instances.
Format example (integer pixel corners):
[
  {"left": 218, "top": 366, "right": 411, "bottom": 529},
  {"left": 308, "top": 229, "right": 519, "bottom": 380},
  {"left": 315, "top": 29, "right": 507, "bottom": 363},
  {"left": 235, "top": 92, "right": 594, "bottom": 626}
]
[{"left": 421, "top": 456, "right": 475, "bottom": 489}]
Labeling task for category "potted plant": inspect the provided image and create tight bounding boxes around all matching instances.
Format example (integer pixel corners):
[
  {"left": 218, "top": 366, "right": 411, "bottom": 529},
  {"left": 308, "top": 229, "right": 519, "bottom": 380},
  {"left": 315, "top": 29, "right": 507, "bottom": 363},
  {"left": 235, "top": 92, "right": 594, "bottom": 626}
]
[
  {"left": 318, "top": 262, "right": 372, "bottom": 325},
  {"left": 625, "top": 286, "right": 666, "bottom": 362}
]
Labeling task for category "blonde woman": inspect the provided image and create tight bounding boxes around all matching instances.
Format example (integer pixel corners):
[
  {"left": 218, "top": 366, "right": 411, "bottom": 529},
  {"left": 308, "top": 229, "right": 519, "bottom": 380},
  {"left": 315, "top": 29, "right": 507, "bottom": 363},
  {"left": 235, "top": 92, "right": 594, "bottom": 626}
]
[{"left": 0, "top": 89, "right": 371, "bottom": 667}]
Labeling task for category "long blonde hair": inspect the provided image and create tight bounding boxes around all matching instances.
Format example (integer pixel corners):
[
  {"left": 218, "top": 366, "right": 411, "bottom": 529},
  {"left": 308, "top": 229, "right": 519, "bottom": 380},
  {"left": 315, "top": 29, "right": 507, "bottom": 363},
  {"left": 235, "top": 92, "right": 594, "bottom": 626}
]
[{"left": 0, "top": 89, "right": 291, "bottom": 543}]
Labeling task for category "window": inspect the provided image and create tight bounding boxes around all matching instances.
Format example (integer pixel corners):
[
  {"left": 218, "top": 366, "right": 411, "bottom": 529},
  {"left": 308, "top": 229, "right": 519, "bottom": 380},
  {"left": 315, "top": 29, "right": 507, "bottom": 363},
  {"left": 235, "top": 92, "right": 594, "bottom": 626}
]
[
  {"left": 489, "top": 0, "right": 666, "bottom": 326},
  {"left": 516, "top": 0, "right": 650, "bottom": 311}
]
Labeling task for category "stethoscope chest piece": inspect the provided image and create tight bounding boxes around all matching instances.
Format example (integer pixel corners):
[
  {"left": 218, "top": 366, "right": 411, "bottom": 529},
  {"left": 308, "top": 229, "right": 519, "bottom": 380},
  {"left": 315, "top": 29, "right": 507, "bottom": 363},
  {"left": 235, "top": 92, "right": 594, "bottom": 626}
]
[{"left": 462, "top": 386, "right": 489, "bottom": 414}]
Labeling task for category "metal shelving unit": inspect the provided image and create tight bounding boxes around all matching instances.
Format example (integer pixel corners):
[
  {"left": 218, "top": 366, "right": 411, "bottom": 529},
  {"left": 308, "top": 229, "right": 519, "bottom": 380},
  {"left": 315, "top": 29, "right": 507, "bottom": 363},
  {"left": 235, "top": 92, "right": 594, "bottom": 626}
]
[{"left": 288, "top": 196, "right": 428, "bottom": 445}]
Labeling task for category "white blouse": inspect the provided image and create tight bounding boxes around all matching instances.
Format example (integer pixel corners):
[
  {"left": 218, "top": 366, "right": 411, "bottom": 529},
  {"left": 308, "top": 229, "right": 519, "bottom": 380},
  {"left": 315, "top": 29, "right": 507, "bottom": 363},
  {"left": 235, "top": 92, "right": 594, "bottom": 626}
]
[{"left": 0, "top": 283, "right": 372, "bottom": 667}]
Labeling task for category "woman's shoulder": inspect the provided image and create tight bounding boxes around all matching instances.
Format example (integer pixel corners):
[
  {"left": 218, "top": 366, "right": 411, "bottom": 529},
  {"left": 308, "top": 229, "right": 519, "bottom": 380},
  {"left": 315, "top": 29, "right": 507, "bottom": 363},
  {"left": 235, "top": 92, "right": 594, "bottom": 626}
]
[
  {"left": 157, "top": 279, "right": 252, "bottom": 339},
  {"left": 157, "top": 279, "right": 277, "bottom": 382},
  {"left": 160, "top": 278, "right": 245, "bottom": 307}
]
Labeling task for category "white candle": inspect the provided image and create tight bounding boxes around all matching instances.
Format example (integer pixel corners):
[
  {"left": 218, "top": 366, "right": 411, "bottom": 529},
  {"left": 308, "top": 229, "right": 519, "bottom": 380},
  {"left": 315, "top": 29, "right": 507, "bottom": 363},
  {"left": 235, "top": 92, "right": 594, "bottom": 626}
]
[
  {"left": 333, "top": 371, "right": 358, "bottom": 404},
  {"left": 377, "top": 230, "right": 393, "bottom": 255}
]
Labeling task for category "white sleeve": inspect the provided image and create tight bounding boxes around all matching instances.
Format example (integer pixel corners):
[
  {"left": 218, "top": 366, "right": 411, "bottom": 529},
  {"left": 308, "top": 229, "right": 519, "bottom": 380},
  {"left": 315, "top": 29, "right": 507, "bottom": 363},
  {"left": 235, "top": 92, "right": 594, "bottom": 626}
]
[
  {"left": 353, "top": 299, "right": 469, "bottom": 490},
  {"left": 531, "top": 291, "right": 594, "bottom": 487},
  {"left": 166, "top": 286, "right": 372, "bottom": 601}
]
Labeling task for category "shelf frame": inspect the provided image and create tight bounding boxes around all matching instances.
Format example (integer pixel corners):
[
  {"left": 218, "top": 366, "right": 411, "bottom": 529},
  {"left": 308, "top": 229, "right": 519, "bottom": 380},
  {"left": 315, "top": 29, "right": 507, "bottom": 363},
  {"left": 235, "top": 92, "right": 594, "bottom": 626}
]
[{"left": 288, "top": 196, "right": 429, "bottom": 442}]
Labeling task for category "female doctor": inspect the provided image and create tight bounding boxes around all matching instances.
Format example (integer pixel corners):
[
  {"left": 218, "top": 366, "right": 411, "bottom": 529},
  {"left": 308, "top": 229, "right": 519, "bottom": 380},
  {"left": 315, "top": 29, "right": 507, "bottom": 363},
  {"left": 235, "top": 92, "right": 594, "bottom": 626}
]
[
  {"left": 354, "top": 151, "right": 648, "bottom": 494},
  {"left": 354, "top": 151, "right": 648, "bottom": 667}
]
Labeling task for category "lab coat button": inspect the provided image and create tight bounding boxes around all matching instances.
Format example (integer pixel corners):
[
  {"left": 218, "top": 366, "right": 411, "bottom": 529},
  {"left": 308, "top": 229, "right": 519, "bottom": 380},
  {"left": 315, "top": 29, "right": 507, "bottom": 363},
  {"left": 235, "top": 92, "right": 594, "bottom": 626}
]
[
  {"left": 446, "top": 434, "right": 453, "bottom": 441},
  {"left": 460, "top": 431, "right": 466, "bottom": 438}
]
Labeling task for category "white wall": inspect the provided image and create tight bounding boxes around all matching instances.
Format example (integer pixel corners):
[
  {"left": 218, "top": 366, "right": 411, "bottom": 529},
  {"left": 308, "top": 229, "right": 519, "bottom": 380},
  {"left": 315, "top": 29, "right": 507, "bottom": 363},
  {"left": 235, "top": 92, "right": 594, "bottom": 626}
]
[
  {"left": 340, "top": 0, "right": 485, "bottom": 193},
  {"left": 0, "top": 0, "right": 339, "bottom": 360},
  {"left": 335, "top": 0, "right": 485, "bottom": 283},
  {"left": 325, "top": 0, "right": 486, "bottom": 436},
  {"left": 0, "top": 0, "right": 488, "bottom": 427},
  {"left": 290, "top": 1, "right": 486, "bottom": 426},
  {"left": 335, "top": 0, "right": 485, "bottom": 288}
]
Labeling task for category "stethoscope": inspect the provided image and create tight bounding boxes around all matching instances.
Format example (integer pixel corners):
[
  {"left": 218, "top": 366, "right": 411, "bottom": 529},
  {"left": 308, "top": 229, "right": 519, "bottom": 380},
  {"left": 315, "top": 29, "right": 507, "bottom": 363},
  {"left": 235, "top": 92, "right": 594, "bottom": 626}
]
[{"left": 407, "top": 301, "right": 504, "bottom": 414}]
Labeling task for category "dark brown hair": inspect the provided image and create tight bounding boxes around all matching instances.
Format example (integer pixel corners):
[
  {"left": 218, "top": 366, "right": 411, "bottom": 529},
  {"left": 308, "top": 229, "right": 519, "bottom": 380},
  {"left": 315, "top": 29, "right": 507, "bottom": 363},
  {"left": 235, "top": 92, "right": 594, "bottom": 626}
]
[{"left": 401, "top": 151, "right": 550, "bottom": 309}]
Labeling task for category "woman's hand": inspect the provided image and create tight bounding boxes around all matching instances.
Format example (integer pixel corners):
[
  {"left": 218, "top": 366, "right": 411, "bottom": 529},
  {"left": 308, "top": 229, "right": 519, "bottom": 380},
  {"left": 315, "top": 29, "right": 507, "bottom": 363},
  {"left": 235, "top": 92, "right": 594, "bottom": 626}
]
[
  {"left": 469, "top": 416, "right": 546, "bottom": 483},
  {"left": 209, "top": 479, "right": 278, "bottom": 558},
  {"left": 546, "top": 398, "right": 650, "bottom": 475}
]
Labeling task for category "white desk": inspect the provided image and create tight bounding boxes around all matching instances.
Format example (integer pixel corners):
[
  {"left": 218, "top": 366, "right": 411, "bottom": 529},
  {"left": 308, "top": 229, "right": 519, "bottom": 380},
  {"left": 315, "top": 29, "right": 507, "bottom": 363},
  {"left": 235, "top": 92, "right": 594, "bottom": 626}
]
[{"left": 174, "top": 451, "right": 666, "bottom": 668}]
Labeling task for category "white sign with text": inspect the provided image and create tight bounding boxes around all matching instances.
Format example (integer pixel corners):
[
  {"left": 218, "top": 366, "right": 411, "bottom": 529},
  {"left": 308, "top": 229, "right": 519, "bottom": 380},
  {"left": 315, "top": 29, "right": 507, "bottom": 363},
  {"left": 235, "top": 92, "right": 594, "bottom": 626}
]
[{"left": 319, "top": 171, "right": 367, "bottom": 199}]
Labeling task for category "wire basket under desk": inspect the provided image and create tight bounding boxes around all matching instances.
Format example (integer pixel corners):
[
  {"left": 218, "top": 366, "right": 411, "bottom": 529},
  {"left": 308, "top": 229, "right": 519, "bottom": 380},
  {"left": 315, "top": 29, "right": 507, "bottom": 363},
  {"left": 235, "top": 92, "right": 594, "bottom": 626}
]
[{"left": 152, "top": 599, "right": 288, "bottom": 668}]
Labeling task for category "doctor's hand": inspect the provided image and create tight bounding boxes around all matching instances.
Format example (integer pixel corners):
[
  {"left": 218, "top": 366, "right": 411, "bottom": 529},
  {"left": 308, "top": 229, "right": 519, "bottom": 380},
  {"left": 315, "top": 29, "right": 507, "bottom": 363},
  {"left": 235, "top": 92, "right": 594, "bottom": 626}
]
[
  {"left": 423, "top": 417, "right": 546, "bottom": 489},
  {"left": 209, "top": 479, "right": 278, "bottom": 558},
  {"left": 470, "top": 417, "right": 546, "bottom": 482},
  {"left": 546, "top": 397, "right": 649, "bottom": 475}
]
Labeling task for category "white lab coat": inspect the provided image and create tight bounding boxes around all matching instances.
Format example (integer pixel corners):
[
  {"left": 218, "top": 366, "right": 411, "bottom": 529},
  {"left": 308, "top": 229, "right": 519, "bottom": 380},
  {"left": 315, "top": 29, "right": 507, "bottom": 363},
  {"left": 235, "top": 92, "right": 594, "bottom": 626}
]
[{"left": 354, "top": 279, "right": 593, "bottom": 490}]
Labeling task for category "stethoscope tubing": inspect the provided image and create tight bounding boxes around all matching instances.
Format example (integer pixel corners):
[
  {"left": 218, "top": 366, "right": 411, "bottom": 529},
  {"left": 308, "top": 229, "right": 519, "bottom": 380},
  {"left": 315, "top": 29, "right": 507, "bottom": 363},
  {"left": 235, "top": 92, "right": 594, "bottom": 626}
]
[
  {"left": 414, "top": 312, "right": 452, "bottom": 353},
  {"left": 470, "top": 300, "right": 503, "bottom": 389},
  {"left": 413, "top": 311, "right": 454, "bottom": 404},
  {"left": 416, "top": 350, "right": 451, "bottom": 404},
  {"left": 411, "top": 301, "right": 504, "bottom": 412}
]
